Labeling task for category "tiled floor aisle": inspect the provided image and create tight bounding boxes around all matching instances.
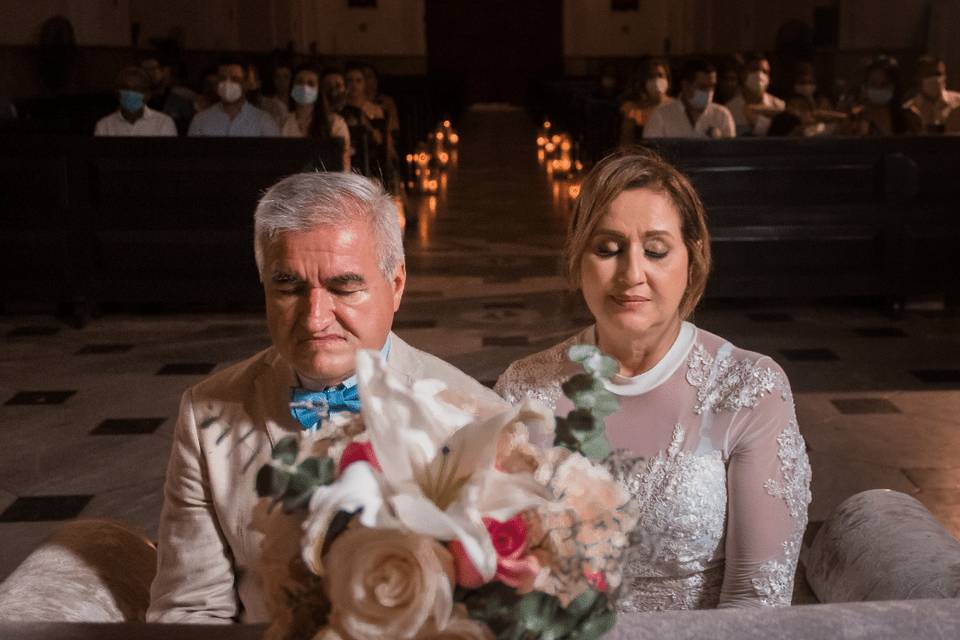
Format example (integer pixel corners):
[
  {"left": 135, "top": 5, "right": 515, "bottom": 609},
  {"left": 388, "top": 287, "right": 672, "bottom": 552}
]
[{"left": 2, "top": 107, "right": 960, "bottom": 581}]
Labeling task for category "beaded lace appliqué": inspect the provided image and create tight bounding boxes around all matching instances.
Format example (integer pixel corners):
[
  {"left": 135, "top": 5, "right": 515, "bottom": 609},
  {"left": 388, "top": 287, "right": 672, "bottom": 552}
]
[
  {"left": 686, "top": 343, "right": 786, "bottom": 415},
  {"left": 494, "top": 334, "right": 579, "bottom": 410},
  {"left": 606, "top": 424, "right": 727, "bottom": 612},
  {"left": 752, "top": 418, "right": 812, "bottom": 605}
]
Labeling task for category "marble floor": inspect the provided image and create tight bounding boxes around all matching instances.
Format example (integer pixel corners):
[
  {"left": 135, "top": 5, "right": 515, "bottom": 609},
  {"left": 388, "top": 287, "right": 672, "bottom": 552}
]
[{"left": 2, "top": 108, "right": 960, "bottom": 582}]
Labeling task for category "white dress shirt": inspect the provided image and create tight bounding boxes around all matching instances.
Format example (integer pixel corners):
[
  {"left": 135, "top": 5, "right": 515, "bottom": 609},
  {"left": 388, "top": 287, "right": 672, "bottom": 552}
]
[
  {"left": 644, "top": 100, "right": 736, "bottom": 139},
  {"left": 725, "top": 92, "right": 785, "bottom": 136},
  {"left": 188, "top": 101, "right": 280, "bottom": 137},
  {"left": 94, "top": 106, "right": 177, "bottom": 137}
]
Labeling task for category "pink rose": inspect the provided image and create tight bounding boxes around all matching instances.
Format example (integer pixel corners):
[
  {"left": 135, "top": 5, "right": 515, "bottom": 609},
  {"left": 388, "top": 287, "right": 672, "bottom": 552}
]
[
  {"left": 448, "top": 515, "right": 540, "bottom": 590},
  {"left": 338, "top": 441, "right": 381, "bottom": 475}
]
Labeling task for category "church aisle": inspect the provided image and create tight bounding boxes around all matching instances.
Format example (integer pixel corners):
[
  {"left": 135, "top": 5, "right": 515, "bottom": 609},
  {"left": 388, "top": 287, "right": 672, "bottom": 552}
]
[{"left": 1, "top": 108, "right": 959, "bottom": 582}]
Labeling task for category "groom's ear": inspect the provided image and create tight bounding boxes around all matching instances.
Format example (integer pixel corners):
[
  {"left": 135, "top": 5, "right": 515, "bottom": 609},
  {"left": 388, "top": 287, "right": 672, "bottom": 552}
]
[{"left": 391, "top": 262, "right": 406, "bottom": 311}]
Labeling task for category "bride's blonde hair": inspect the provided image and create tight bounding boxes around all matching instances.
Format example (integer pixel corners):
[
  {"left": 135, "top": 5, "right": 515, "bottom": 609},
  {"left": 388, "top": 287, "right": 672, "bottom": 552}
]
[{"left": 564, "top": 146, "right": 712, "bottom": 320}]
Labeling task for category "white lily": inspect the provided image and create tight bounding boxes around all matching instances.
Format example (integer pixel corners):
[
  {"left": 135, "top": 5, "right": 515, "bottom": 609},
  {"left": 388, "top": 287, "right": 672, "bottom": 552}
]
[{"left": 302, "top": 349, "right": 553, "bottom": 581}]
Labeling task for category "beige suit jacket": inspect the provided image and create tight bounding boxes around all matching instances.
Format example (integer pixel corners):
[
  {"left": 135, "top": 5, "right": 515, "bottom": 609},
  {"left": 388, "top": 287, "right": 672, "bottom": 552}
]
[{"left": 146, "top": 334, "right": 503, "bottom": 623}]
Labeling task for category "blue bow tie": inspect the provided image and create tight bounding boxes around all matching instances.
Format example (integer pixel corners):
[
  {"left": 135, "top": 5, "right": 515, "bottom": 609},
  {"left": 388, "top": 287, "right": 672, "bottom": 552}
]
[{"left": 289, "top": 385, "right": 361, "bottom": 430}]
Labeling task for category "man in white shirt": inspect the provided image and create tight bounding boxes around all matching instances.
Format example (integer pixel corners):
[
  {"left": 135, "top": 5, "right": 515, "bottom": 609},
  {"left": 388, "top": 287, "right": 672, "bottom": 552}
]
[
  {"left": 644, "top": 59, "right": 736, "bottom": 139},
  {"left": 94, "top": 66, "right": 177, "bottom": 137},
  {"left": 725, "top": 54, "right": 785, "bottom": 136},
  {"left": 904, "top": 55, "right": 960, "bottom": 133},
  {"left": 188, "top": 58, "right": 279, "bottom": 137}
]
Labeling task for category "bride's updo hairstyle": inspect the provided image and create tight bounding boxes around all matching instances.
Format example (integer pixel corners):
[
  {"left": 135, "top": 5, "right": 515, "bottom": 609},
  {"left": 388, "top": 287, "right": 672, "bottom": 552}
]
[{"left": 564, "top": 146, "right": 712, "bottom": 320}]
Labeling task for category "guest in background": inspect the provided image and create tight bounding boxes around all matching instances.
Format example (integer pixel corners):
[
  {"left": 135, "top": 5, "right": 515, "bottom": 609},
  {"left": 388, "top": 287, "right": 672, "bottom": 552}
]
[
  {"left": 644, "top": 59, "right": 735, "bottom": 139},
  {"left": 785, "top": 62, "right": 843, "bottom": 136},
  {"left": 193, "top": 66, "right": 220, "bottom": 113},
  {"left": 343, "top": 63, "right": 389, "bottom": 176},
  {"left": 725, "top": 53, "right": 785, "bottom": 136},
  {"left": 243, "top": 63, "right": 265, "bottom": 109},
  {"left": 281, "top": 63, "right": 351, "bottom": 172},
  {"left": 715, "top": 55, "right": 744, "bottom": 105},
  {"left": 322, "top": 67, "right": 347, "bottom": 115},
  {"left": 94, "top": 65, "right": 176, "bottom": 137},
  {"left": 363, "top": 64, "right": 400, "bottom": 157},
  {"left": 593, "top": 63, "right": 620, "bottom": 102},
  {"left": 188, "top": 57, "right": 279, "bottom": 137},
  {"left": 903, "top": 55, "right": 960, "bottom": 133},
  {"left": 262, "top": 62, "right": 293, "bottom": 129},
  {"left": 141, "top": 55, "right": 195, "bottom": 135},
  {"left": 620, "top": 57, "right": 673, "bottom": 144},
  {"left": 848, "top": 56, "right": 918, "bottom": 136}
]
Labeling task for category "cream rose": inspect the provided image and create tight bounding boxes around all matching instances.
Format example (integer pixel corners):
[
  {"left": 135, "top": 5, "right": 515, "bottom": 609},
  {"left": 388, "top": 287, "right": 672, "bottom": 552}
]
[{"left": 324, "top": 526, "right": 456, "bottom": 640}]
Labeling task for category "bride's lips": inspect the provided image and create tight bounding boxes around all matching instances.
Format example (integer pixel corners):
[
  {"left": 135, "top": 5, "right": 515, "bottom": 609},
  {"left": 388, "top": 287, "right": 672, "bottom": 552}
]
[{"left": 611, "top": 294, "right": 651, "bottom": 309}]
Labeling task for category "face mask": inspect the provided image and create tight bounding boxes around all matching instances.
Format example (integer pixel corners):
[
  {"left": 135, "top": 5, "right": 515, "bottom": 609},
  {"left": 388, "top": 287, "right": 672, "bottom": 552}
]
[
  {"left": 922, "top": 75, "right": 945, "bottom": 100},
  {"left": 217, "top": 80, "right": 243, "bottom": 104},
  {"left": 794, "top": 82, "right": 816, "bottom": 98},
  {"left": 119, "top": 89, "right": 145, "bottom": 113},
  {"left": 745, "top": 71, "right": 770, "bottom": 95},
  {"left": 866, "top": 86, "right": 893, "bottom": 105},
  {"left": 291, "top": 84, "right": 318, "bottom": 106},
  {"left": 688, "top": 88, "right": 713, "bottom": 110},
  {"left": 646, "top": 77, "right": 669, "bottom": 97}
]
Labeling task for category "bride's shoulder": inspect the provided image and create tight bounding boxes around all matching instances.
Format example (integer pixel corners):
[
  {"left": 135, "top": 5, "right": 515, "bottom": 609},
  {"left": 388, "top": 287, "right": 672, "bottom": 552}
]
[
  {"left": 685, "top": 326, "right": 793, "bottom": 414},
  {"left": 494, "top": 329, "right": 586, "bottom": 408}
]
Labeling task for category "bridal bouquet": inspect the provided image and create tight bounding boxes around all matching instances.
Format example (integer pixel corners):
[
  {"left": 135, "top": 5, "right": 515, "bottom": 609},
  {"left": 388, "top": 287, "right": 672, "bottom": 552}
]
[{"left": 253, "top": 346, "right": 636, "bottom": 640}]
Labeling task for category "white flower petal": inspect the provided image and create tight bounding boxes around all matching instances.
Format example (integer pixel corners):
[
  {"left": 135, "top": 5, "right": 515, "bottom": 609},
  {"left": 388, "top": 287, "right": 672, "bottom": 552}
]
[
  {"left": 472, "top": 469, "right": 547, "bottom": 520},
  {"left": 302, "top": 461, "right": 396, "bottom": 575}
]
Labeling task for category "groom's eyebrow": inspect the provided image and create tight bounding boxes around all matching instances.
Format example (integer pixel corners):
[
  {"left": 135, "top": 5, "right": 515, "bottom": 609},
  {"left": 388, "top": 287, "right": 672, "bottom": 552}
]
[{"left": 324, "top": 273, "right": 366, "bottom": 288}]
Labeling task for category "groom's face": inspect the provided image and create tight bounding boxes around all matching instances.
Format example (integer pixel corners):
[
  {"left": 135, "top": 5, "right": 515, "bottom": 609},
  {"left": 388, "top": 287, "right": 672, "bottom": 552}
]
[{"left": 263, "top": 221, "right": 405, "bottom": 387}]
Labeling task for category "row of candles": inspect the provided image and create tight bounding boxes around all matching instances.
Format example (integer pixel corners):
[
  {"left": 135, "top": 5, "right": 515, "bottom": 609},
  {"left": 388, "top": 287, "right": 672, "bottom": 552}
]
[
  {"left": 536, "top": 120, "right": 583, "bottom": 203},
  {"left": 405, "top": 119, "right": 460, "bottom": 195}
]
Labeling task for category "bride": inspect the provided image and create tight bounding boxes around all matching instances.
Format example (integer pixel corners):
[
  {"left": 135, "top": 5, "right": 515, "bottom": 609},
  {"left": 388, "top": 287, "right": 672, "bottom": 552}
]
[{"left": 496, "top": 148, "right": 811, "bottom": 610}]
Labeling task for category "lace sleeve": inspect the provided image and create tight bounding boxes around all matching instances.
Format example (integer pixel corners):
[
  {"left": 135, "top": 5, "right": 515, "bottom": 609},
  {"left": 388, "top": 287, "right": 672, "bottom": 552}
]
[{"left": 718, "top": 363, "right": 812, "bottom": 607}]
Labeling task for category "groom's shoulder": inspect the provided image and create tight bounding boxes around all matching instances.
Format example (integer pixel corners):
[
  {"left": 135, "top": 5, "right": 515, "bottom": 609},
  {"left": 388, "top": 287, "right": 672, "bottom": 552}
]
[
  {"left": 188, "top": 347, "right": 278, "bottom": 402},
  {"left": 388, "top": 335, "right": 503, "bottom": 404}
]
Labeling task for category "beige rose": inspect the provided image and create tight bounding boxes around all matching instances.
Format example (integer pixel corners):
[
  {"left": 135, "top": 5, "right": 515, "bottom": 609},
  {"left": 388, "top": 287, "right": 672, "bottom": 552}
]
[{"left": 324, "top": 527, "right": 456, "bottom": 640}]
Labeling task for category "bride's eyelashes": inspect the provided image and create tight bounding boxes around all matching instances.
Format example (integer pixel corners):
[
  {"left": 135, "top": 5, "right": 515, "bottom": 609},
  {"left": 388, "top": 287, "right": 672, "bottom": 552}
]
[{"left": 592, "top": 239, "right": 670, "bottom": 260}]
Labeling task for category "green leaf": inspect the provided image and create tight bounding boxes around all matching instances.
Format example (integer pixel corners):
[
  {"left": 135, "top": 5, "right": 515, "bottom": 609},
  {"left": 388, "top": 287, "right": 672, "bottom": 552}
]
[
  {"left": 298, "top": 456, "right": 336, "bottom": 486},
  {"left": 591, "top": 391, "right": 620, "bottom": 417},
  {"left": 573, "top": 610, "right": 616, "bottom": 639},
  {"left": 515, "top": 591, "right": 558, "bottom": 634},
  {"left": 272, "top": 436, "right": 299, "bottom": 465},
  {"left": 561, "top": 374, "right": 598, "bottom": 399},
  {"left": 565, "top": 589, "right": 602, "bottom": 619},
  {"left": 584, "top": 354, "right": 618, "bottom": 380},
  {"left": 565, "top": 409, "right": 596, "bottom": 432},
  {"left": 255, "top": 463, "right": 291, "bottom": 499},
  {"left": 578, "top": 433, "right": 611, "bottom": 460},
  {"left": 567, "top": 344, "right": 600, "bottom": 364}
]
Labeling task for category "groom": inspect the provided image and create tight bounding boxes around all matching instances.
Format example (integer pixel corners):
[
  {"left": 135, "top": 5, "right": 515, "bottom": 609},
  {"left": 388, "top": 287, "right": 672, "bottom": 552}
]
[{"left": 147, "top": 172, "right": 503, "bottom": 623}]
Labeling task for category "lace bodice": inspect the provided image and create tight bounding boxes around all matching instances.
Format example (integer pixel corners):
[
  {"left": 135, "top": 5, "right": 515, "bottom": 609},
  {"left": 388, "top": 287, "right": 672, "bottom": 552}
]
[{"left": 495, "top": 324, "right": 812, "bottom": 610}]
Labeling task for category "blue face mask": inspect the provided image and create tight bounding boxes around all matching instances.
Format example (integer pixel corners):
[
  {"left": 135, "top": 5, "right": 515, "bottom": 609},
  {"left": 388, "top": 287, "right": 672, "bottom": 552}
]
[{"left": 119, "top": 89, "right": 145, "bottom": 113}]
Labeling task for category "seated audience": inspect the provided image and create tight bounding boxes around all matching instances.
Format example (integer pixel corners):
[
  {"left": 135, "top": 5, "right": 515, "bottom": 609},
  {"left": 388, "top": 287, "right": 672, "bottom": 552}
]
[
  {"left": 715, "top": 55, "right": 744, "bottom": 105},
  {"left": 363, "top": 64, "right": 400, "bottom": 155},
  {"left": 141, "top": 55, "right": 195, "bottom": 135},
  {"left": 848, "top": 56, "right": 919, "bottom": 136},
  {"left": 644, "top": 59, "right": 735, "bottom": 139},
  {"left": 281, "top": 63, "right": 351, "bottom": 172},
  {"left": 94, "top": 66, "right": 176, "bottom": 137},
  {"left": 243, "top": 63, "right": 265, "bottom": 109},
  {"left": 725, "top": 53, "right": 785, "bottom": 136},
  {"left": 322, "top": 67, "right": 347, "bottom": 115},
  {"left": 343, "top": 63, "right": 390, "bottom": 175},
  {"left": 188, "top": 57, "right": 279, "bottom": 137},
  {"left": 785, "top": 62, "right": 843, "bottom": 136},
  {"left": 620, "top": 57, "right": 673, "bottom": 144},
  {"left": 262, "top": 62, "right": 293, "bottom": 128},
  {"left": 193, "top": 67, "right": 220, "bottom": 113},
  {"left": 903, "top": 55, "right": 960, "bottom": 133}
]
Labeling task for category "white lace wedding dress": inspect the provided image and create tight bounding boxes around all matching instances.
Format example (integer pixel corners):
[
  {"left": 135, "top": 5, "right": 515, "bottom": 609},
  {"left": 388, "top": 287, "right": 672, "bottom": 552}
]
[{"left": 495, "top": 322, "right": 812, "bottom": 610}]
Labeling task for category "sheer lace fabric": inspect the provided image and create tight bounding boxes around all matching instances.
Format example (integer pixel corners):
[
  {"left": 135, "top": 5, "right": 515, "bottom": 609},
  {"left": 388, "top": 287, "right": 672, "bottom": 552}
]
[{"left": 495, "top": 323, "right": 812, "bottom": 610}]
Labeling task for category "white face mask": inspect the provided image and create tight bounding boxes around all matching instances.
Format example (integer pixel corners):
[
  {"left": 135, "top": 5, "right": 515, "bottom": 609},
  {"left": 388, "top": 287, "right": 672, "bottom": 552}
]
[
  {"left": 291, "top": 84, "right": 319, "bottom": 106},
  {"left": 745, "top": 71, "right": 770, "bottom": 95},
  {"left": 688, "top": 88, "right": 713, "bottom": 110},
  {"left": 646, "top": 77, "right": 669, "bottom": 97},
  {"left": 921, "top": 75, "right": 946, "bottom": 100},
  {"left": 217, "top": 80, "right": 243, "bottom": 104},
  {"left": 794, "top": 82, "right": 816, "bottom": 98}
]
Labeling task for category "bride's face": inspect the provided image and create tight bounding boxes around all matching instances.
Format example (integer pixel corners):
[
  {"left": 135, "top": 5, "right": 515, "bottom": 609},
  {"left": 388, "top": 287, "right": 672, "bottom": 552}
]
[{"left": 580, "top": 188, "right": 689, "bottom": 342}]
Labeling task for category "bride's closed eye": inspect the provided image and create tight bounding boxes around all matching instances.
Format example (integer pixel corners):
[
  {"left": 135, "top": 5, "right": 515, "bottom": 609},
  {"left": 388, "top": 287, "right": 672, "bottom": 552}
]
[{"left": 594, "top": 239, "right": 621, "bottom": 257}]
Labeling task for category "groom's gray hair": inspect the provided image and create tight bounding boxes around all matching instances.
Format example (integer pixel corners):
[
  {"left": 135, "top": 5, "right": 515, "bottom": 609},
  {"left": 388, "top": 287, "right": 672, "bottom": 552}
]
[{"left": 253, "top": 172, "right": 403, "bottom": 279}]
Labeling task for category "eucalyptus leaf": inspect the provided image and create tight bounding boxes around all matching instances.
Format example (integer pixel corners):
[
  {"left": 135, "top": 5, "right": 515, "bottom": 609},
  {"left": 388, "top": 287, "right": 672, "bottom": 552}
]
[
  {"left": 565, "top": 589, "right": 602, "bottom": 619},
  {"left": 584, "top": 354, "right": 619, "bottom": 379},
  {"left": 567, "top": 344, "right": 600, "bottom": 364},
  {"left": 255, "top": 463, "right": 291, "bottom": 499},
  {"left": 298, "top": 456, "right": 336, "bottom": 486},
  {"left": 591, "top": 392, "right": 620, "bottom": 417},
  {"left": 272, "top": 435, "right": 299, "bottom": 465},
  {"left": 573, "top": 610, "right": 616, "bottom": 639},
  {"left": 561, "top": 373, "right": 598, "bottom": 398},
  {"left": 579, "top": 434, "right": 611, "bottom": 460}
]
